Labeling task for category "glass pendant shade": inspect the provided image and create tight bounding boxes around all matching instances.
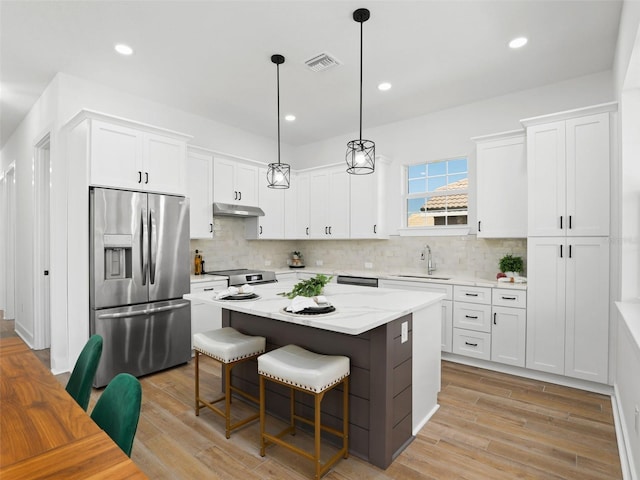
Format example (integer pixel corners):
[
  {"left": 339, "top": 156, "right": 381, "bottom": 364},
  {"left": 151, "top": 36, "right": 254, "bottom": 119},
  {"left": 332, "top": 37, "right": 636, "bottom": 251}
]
[
  {"left": 346, "top": 139, "right": 375, "bottom": 174},
  {"left": 268, "top": 53, "right": 290, "bottom": 189},
  {"left": 266, "top": 162, "right": 290, "bottom": 189}
]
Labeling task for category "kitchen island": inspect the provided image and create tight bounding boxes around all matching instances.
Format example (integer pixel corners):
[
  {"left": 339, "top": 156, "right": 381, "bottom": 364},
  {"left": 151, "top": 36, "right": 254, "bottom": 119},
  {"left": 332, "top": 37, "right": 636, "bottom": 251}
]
[{"left": 184, "top": 282, "right": 443, "bottom": 469}]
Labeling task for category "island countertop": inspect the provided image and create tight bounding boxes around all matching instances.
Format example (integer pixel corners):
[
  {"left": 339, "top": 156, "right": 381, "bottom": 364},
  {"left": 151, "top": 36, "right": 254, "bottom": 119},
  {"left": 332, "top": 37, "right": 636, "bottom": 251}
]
[{"left": 184, "top": 281, "right": 444, "bottom": 335}]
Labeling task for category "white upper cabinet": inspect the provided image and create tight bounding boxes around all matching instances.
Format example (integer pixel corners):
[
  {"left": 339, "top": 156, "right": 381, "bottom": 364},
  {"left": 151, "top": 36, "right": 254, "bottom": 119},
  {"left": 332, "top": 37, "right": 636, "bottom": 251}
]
[
  {"left": 284, "top": 172, "right": 311, "bottom": 239},
  {"left": 246, "top": 168, "right": 285, "bottom": 239},
  {"left": 212, "top": 157, "right": 259, "bottom": 206},
  {"left": 89, "top": 119, "right": 189, "bottom": 195},
  {"left": 474, "top": 130, "right": 527, "bottom": 238},
  {"left": 350, "top": 160, "right": 387, "bottom": 238},
  {"left": 523, "top": 106, "right": 613, "bottom": 237},
  {"left": 186, "top": 148, "right": 214, "bottom": 239},
  {"left": 309, "top": 166, "right": 350, "bottom": 239}
]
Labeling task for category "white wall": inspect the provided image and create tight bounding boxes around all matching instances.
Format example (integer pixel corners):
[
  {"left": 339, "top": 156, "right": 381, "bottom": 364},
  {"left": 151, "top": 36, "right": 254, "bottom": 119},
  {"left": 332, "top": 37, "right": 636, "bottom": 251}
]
[{"left": 293, "top": 70, "right": 613, "bottom": 235}]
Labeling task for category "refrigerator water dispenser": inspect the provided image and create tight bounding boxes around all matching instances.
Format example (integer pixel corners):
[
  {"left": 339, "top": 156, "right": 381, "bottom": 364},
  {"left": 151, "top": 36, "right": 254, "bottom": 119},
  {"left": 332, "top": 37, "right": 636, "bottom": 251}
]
[{"left": 103, "top": 234, "right": 132, "bottom": 279}]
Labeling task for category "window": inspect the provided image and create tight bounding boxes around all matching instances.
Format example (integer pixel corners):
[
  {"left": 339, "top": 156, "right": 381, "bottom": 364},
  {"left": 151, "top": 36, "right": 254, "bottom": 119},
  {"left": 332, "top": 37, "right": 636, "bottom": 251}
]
[{"left": 405, "top": 157, "right": 468, "bottom": 228}]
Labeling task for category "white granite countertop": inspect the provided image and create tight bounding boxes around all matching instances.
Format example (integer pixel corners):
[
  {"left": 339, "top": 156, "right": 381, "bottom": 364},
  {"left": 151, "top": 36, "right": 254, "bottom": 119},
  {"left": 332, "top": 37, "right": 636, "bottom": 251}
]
[
  {"left": 190, "top": 274, "right": 228, "bottom": 283},
  {"left": 616, "top": 301, "right": 640, "bottom": 351},
  {"left": 273, "top": 268, "right": 527, "bottom": 290},
  {"left": 184, "top": 281, "right": 444, "bottom": 335}
]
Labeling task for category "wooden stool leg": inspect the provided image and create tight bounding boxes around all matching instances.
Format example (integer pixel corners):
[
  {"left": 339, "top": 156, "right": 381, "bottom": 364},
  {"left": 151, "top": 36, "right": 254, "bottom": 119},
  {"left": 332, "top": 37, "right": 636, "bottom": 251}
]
[
  {"left": 314, "top": 391, "right": 323, "bottom": 480},
  {"left": 259, "top": 375, "right": 266, "bottom": 457},
  {"left": 290, "top": 387, "right": 296, "bottom": 435},
  {"left": 224, "top": 362, "right": 232, "bottom": 439},
  {"left": 194, "top": 350, "right": 200, "bottom": 416},
  {"left": 343, "top": 377, "right": 349, "bottom": 459}
]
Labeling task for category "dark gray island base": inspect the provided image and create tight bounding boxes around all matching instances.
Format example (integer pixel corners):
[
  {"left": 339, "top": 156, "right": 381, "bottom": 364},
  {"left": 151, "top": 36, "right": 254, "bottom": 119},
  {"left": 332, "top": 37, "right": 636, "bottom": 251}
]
[{"left": 223, "top": 308, "right": 413, "bottom": 469}]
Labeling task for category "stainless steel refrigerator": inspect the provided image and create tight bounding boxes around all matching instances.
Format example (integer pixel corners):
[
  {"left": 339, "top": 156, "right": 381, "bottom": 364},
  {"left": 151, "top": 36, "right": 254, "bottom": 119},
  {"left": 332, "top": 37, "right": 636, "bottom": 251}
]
[{"left": 90, "top": 187, "right": 191, "bottom": 387}]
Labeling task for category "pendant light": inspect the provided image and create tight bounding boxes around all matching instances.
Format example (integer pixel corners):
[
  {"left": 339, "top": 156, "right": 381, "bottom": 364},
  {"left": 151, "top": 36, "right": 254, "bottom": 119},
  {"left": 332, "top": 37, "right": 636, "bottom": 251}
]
[
  {"left": 267, "top": 54, "right": 290, "bottom": 189},
  {"left": 346, "top": 8, "right": 375, "bottom": 175}
]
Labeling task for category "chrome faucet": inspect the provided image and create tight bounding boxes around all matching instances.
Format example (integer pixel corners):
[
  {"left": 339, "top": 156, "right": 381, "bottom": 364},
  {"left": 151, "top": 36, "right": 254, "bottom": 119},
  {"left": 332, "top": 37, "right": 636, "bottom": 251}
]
[{"left": 421, "top": 244, "right": 436, "bottom": 275}]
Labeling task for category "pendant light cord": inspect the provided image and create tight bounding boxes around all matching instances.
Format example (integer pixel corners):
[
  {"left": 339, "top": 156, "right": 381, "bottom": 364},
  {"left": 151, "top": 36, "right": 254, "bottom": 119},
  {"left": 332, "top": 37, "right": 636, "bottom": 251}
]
[
  {"left": 277, "top": 62, "right": 281, "bottom": 165},
  {"left": 359, "top": 18, "right": 363, "bottom": 143}
]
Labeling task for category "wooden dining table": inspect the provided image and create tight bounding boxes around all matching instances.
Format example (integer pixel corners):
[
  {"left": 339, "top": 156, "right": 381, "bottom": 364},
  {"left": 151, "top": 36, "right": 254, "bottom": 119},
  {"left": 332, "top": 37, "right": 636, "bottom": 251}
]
[{"left": 0, "top": 336, "right": 148, "bottom": 479}]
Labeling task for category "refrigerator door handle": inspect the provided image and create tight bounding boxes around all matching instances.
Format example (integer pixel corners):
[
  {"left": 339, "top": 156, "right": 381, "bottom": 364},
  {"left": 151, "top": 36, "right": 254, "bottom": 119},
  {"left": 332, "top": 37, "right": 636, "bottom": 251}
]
[
  {"left": 141, "top": 209, "right": 148, "bottom": 286},
  {"left": 96, "top": 301, "right": 190, "bottom": 319},
  {"left": 149, "top": 208, "right": 157, "bottom": 284}
]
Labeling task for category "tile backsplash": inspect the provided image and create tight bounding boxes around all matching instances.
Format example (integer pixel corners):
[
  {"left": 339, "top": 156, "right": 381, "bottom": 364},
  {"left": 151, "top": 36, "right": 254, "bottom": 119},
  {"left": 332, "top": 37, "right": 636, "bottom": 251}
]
[{"left": 191, "top": 217, "right": 526, "bottom": 280}]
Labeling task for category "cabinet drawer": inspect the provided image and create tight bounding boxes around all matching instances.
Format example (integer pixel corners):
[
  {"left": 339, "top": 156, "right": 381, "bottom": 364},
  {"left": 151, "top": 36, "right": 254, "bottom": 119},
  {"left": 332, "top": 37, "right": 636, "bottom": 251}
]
[
  {"left": 492, "top": 288, "right": 527, "bottom": 308},
  {"left": 452, "top": 328, "right": 491, "bottom": 360},
  {"left": 453, "top": 303, "right": 492, "bottom": 333},
  {"left": 453, "top": 285, "right": 491, "bottom": 305},
  {"left": 190, "top": 280, "right": 227, "bottom": 294}
]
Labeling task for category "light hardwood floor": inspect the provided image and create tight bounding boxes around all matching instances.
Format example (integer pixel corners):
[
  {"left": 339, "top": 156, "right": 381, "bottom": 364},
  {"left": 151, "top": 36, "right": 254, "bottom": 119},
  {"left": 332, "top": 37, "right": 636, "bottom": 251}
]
[{"left": 2, "top": 314, "right": 623, "bottom": 479}]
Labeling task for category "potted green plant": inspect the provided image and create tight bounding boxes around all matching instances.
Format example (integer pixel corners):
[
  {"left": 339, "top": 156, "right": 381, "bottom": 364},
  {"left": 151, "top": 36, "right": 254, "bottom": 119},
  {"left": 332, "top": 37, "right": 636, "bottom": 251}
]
[{"left": 499, "top": 254, "right": 524, "bottom": 277}]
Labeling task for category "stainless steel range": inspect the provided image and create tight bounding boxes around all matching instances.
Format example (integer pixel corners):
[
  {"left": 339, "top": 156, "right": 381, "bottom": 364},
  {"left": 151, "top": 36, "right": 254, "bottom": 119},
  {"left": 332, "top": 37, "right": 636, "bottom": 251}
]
[{"left": 207, "top": 269, "right": 277, "bottom": 286}]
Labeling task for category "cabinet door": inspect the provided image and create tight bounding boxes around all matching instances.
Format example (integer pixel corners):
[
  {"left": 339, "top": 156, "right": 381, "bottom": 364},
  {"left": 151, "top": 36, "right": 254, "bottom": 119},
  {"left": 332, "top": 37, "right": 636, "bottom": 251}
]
[
  {"left": 143, "top": 133, "right": 186, "bottom": 195},
  {"left": 441, "top": 299, "right": 453, "bottom": 353},
  {"left": 285, "top": 173, "right": 310, "bottom": 239},
  {"left": 235, "top": 163, "right": 259, "bottom": 206},
  {"left": 491, "top": 306, "right": 526, "bottom": 367},
  {"left": 566, "top": 113, "right": 610, "bottom": 236},
  {"left": 256, "top": 168, "right": 284, "bottom": 239},
  {"left": 350, "top": 168, "right": 383, "bottom": 238},
  {"left": 476, "top": 134, "right": 527, "bottom": 238},
  {"left": 186, "top": 150, "right": 213, "bottom": 239},
  {"left": 309, "top": 171, "right": 330, "bottom": 238},
  {"left": 90, "top": 120, "right": 144, "bottom": 189},
  {"left": 213, "top": 158, "right": 237, "bottom": 204},
  {"left": 327, "top": 168, "right": 350, "bottom": 238},
  {"left": 527, "top": 121, "right": 566, "bottom": 236},
  {"left": 565, "top": 237, "right": 609, "bottom": 382},
  {"left": 526, "top": 237, "right": 566, "bottom": 374}
]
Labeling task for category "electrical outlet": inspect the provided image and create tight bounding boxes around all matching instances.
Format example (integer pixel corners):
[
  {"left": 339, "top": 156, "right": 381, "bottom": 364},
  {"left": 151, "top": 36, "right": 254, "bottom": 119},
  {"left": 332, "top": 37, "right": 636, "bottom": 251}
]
[
  {"left": 264, "top": 260, "right": 272, "bottom": 266},
  {"left": 364, "top": 262, "right": 373, "bottom": 269},
  {"left": 316, "top": 260, "right": 323, "bottom": 266},
  {"left": 401, "top": 321, "right": 408, "bottom": 343}
]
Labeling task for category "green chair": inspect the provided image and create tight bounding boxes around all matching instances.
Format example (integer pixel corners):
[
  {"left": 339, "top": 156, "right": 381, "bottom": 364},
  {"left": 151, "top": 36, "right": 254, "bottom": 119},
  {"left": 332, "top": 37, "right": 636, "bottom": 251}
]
[
  {"left": 91, "top": 373, "right": 142, "bottom": 457},
  {"left": 65, "top": 334, "right": 103, "bottom": 411}
]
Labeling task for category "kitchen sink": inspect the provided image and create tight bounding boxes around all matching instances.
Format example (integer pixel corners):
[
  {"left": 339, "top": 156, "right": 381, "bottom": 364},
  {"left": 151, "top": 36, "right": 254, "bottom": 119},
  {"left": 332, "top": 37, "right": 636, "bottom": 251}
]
[{"left": 396, "top": 274, "right": 451, "bottom": 281}]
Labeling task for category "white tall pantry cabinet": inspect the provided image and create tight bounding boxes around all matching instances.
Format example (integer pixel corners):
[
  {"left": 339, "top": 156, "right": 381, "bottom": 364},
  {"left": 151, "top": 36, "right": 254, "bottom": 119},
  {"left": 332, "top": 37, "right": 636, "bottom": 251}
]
[{"left": 523, "top": 103, "right": 615, "bottom": 384}]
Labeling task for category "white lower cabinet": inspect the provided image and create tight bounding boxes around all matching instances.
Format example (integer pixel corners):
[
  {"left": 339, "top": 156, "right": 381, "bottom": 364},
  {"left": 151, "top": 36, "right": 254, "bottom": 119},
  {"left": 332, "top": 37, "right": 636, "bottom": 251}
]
[
  {"left": 491, "top": 304, "right": 526, "bottom": 367},
  {"left": 452, "top": 329, "right": 492, "bottom": 360},
  {"left": 526, "top": 236, "right": 609, "bottom": 382},
  {"left": 189, "top": 279, "right": 227, "bottom": 349}
]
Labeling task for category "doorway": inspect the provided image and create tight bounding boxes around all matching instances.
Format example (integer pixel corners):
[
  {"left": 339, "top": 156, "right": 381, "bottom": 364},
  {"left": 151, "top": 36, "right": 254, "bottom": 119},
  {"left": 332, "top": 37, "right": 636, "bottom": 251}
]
[
  {"left": 34, "top": 134, "right": 51, "bottom": 349},
  {"left": 2, "top": 164, "right": 16, "bottom": 321}
]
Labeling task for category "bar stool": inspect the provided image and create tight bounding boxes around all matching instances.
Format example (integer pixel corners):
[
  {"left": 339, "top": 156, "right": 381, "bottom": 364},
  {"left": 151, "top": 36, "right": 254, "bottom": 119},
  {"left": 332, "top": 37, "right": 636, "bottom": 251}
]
[
  {"left": 194, "top": 327, "right": 266, "bottom": 438},
  {"left": 258, "top": 344, "right": 350, "bottom": 480}
]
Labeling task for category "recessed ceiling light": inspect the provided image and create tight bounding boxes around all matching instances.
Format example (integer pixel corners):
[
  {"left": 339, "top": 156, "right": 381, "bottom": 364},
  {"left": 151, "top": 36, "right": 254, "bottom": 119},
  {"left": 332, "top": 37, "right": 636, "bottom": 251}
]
[
  {"left": 285, "top": 114, "right": 296, "bottom": 122},
  {"left": 378, "top": 82, "right": 392, "bottom": 91},
  {"left": 508, "top": 37, "right": 528, "bottom": 49},
  {"left": 115, "top": 44, "right": 134, "bottom": 56}
]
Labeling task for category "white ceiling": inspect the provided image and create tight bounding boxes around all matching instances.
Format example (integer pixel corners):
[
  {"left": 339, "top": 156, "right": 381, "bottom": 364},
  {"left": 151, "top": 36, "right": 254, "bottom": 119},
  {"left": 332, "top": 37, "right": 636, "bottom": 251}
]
[{"left": 0, "top": 0, "right": 622, "bottom": 148}]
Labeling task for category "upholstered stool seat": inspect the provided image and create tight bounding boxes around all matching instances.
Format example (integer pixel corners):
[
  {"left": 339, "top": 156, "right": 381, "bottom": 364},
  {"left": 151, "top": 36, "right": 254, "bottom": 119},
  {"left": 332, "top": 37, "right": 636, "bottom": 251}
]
[
  {"left": 194, "top": 327, "right": 265, "bottom": 438},
  {"left": 258, "top": 345, "right": 350, "bottom": 480}
]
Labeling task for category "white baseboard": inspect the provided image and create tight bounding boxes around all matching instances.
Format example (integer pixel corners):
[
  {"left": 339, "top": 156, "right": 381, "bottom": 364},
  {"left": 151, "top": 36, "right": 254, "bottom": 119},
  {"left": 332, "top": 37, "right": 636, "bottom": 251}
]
[
  {"left": 612, "top": 383, "right": 638, "bottom": 480},
  {"left": 413, "top": 403, "right": 440, "bottom": 436}
]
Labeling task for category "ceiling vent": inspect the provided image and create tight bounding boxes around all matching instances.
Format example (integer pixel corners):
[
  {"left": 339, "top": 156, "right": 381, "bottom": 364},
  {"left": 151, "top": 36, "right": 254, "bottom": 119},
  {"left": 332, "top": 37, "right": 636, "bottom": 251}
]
[{"left": 304, "top": 52, "right": 341, "bottom": 72}]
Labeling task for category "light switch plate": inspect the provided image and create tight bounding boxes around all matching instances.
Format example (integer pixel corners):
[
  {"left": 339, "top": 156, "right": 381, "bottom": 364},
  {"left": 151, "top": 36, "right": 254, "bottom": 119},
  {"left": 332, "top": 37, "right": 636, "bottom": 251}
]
[
  {"left": 364, "top": 262, "right": 373, "bottom": 269},
  {"left": 316, "top": 260, "right": 323, "bottom": 266},
  {"left": 401, "top": 321, "right": 408, "bottom": 343}
]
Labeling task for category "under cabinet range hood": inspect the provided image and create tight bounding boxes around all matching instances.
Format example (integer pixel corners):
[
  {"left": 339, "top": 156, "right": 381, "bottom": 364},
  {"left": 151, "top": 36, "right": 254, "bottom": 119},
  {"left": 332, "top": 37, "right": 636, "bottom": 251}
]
[{"left": 213, "top": 202, "right": 265, "bottom": 217}]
